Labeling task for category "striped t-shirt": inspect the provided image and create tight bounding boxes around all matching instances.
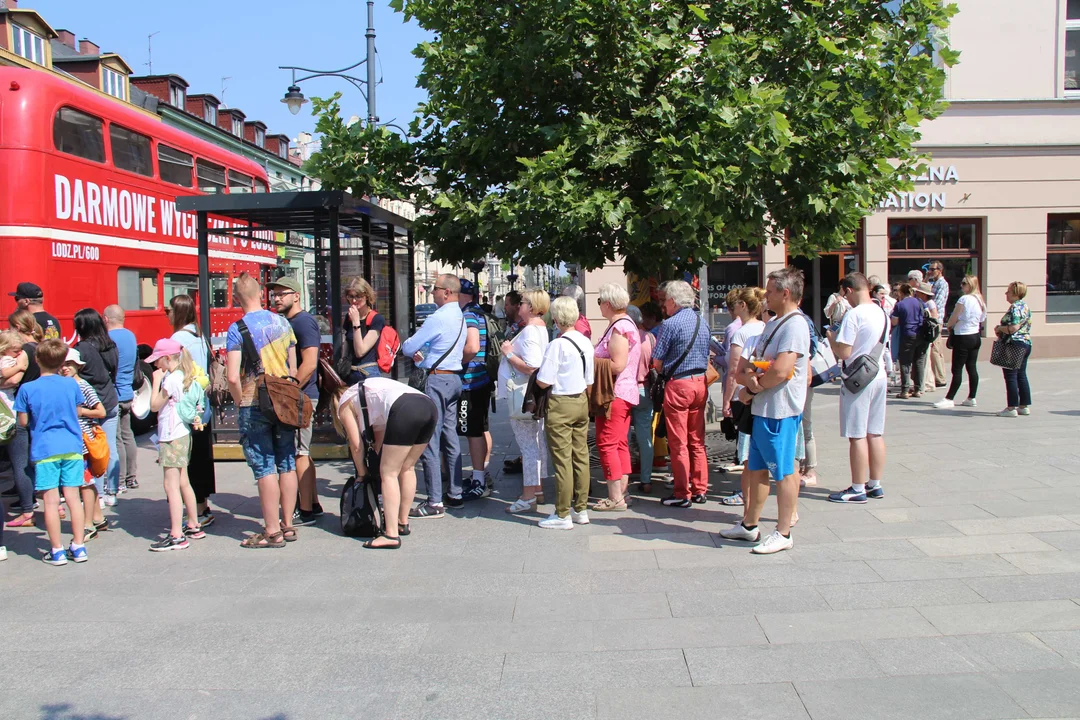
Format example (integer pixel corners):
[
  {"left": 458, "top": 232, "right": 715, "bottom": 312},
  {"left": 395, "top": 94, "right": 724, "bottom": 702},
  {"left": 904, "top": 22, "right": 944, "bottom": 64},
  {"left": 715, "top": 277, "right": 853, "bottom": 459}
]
[
  {"left": 461, "top": 303, "right": 490, "bottom": 391},
  {"left": 75, "top": 377, "right": 101, "bottom": 453}
]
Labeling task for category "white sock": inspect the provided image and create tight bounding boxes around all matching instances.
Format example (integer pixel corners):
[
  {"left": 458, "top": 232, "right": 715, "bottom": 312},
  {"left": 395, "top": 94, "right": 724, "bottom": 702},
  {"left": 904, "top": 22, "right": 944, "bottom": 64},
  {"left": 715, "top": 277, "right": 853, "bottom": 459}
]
[
  {"left": 851, "top": 483, "right": 866, "bottom": 494},
  {"left": 472, "top": 470, "right": 485, "bottom": 483},
  {"left": 867, "top": 479, "right": 881, "bottom": 489}
]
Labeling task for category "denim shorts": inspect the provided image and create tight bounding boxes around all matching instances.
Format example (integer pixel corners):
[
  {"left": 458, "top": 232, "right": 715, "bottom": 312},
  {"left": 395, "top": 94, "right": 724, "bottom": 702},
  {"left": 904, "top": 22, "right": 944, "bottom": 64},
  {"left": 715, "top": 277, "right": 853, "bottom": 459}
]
[
  {"left": 35, "top": 455, "right": 84, "bottom": 491},
  {"left": 237, "top": 406, "right": 296, "bottom": 480}
]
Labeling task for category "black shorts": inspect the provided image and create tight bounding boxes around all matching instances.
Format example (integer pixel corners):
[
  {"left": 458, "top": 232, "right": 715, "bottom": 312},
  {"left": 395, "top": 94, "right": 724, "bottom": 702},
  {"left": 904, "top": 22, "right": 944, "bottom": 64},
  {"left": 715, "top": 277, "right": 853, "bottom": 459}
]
[
  {"left": 457, "top": 383, "right": 492, "bottom": 437},
  {"left": 384, "top": 394, "right": 438, "bottom": 447}
]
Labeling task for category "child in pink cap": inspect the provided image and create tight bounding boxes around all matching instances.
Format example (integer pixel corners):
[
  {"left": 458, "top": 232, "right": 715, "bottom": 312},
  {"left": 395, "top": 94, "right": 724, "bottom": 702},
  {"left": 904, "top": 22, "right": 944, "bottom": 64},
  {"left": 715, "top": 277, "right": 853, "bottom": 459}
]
[{"left": 145, "top": 338, "right": 204, "bottom": 552}]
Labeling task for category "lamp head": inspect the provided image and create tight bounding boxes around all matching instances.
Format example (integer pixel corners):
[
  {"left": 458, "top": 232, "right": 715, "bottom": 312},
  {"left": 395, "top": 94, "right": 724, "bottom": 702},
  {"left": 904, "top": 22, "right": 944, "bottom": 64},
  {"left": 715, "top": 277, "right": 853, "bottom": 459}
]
[{"left": 281, "top": 85, "right": 308, "bottom": 115}]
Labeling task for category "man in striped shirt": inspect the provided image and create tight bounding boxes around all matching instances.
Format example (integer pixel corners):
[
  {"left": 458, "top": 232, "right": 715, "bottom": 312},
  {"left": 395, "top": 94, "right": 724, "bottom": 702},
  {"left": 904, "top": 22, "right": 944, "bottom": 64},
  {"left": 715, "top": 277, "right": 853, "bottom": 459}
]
[{"left": 455, "top": 278, "right": 493, "bottom": 503}]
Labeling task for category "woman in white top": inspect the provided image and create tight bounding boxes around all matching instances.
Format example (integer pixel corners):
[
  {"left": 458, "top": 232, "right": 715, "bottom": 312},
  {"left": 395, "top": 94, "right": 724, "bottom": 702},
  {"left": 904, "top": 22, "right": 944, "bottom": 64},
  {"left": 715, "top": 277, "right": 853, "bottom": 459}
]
[
  {"left": 720, "top": 286, "right": 767, "bottom": 506},
  {"left": 498, "top": 288, "right": 551, "bottom": 514},
  {"left": 333, "top": 377, "right": 437, "bottom": 549},
  {"left": 935, "top": 274, "right": 987, "bottom": 409},
  {"left": 536, "top": 296, "right": 595, "bottom": 530}
]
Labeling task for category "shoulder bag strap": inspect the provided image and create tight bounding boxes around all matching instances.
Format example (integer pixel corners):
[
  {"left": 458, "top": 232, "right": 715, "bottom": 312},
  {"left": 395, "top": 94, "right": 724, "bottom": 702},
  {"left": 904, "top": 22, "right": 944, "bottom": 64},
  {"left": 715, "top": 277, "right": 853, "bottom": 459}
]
[
  {"left": 356, "top": 386, "right": 375, "bottom": 444},
  {"left": 236, "top": 319, "right": 263, "bottom": 375},
  {"left": 753, "top": 312, "right": 797, "bottom": 361},
  {"left": 868, "top": 306, "right": 890, "bottom": 362},
  {"left": 665, "top": 312, "right": 701, "bottom": 379},
  {"left": 564, "top": 337, "right": 588, "bottom": 379},
  {"left": 429, "top": 318, "right": 464, "bottom": 373}
]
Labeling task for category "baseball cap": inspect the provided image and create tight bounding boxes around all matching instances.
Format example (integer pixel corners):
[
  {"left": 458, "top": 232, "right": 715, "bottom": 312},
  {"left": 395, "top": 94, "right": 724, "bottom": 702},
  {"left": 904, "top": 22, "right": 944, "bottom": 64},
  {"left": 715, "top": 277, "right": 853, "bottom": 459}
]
[
  {"left": 145, "top": 337, "right": 184, "bottom": 363},
  {"left": 268, "top": 277, "right": 302, "bottom": 294},
  {"left": 9, "top": 282, "right": 43, "bottom": 300},
  {"left": 459, "top": 278, "right": 476, "bottom": 298},
  {"left": 64, "top": 348, "right": 86, "bottom": 367}
]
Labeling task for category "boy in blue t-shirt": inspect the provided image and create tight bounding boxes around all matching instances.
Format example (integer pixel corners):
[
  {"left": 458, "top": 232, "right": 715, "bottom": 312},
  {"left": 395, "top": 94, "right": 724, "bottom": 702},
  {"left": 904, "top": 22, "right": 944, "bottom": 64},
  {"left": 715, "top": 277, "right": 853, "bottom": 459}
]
[{"left": 14, "top": 338, "right": 88, "bottom": 565}]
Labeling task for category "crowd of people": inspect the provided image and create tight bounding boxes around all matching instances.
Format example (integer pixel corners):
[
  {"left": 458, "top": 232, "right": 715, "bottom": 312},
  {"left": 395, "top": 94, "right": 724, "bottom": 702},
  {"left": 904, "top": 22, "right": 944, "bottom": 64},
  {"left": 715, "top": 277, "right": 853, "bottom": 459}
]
[{"left": 0, "top": 264, "right": 1036, "bottom": 563}]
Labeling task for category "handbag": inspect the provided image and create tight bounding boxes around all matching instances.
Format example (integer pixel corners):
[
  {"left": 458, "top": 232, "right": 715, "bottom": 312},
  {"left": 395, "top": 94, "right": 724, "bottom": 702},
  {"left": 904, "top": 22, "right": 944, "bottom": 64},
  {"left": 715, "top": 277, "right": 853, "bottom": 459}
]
[
  {"left": 990, "top": 338, "right": 1026, "bottom": 370},
  {"left": 839, "top": 306, "right": 888, "bottom": 393},
  {"left": 705, "top": 362, "right": 721, "bottom": 387},
  {"left": 729, "top": 399, "right": 754, "bottom": 436},
  {"left": 339, "top": 392, "right": 384, "bottom": 538},
  {"left": 408, "top": 318, "right": 464, "bottom": 392},
  {"left": 237, "top": 319, "right": 312, "bottom": 430},
  {"left": 83, "top": 425, "right": 110, "bottom": 477},
  {"left": 651, "top": 312, "right": 702, "bottom": 407},
  {"left": 810, "top": 337, "right": 841, "bottom": 388}
]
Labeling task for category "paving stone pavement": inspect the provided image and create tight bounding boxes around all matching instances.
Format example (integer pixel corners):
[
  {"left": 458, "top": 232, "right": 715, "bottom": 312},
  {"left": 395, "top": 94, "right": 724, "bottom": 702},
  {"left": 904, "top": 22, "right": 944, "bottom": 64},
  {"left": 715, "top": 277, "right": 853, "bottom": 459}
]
[{"left": 2, "top": 358, "right": 1080, "bottom": 720}]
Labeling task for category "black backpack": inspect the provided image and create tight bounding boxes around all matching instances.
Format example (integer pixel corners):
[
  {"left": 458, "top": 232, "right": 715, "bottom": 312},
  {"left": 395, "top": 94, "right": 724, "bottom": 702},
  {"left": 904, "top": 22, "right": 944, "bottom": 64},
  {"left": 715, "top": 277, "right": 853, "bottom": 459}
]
[
  {"left": 339, "top": 391, "right": 384, "bottom": 538},
  {"left": 482, "top": 311, "right": 506, "bottom": 382}
]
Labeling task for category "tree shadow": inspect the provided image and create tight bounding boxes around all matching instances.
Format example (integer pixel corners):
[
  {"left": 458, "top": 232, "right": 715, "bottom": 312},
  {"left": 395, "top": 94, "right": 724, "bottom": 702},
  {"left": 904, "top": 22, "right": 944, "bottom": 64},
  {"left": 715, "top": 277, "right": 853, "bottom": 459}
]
[
  {"left": 1049, "top": 410, "right": 1080, "bottom": 417},
  {"left": 39, "top": 704, "right": 126, "bottom": 720}
]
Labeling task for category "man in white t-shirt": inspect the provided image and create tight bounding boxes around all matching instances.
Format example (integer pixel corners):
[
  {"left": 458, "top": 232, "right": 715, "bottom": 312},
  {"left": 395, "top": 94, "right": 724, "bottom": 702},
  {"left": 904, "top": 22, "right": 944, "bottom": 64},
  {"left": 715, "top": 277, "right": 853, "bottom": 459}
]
[
  {"left": 828, "top": 272, "right": 889, "bottom": 505},
  {"left": 722, "top": 267, "right": 810, "bottom": 555}
]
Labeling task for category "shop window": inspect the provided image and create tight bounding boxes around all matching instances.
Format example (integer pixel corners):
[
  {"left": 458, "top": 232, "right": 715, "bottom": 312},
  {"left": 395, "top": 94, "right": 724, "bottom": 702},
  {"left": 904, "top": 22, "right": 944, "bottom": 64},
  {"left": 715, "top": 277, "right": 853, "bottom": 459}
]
[
  {"left": 54, "top": 107, "right": 105, "bottom": 163},
  {"left": 110, "top": 125, "right": 153, "bottom": 177},
  {"left": 1047, "top": 214, "right": 1080, "bottom": 323},
  {"left": 887, "top": 219, "right": 980, "bottom": 318},
  {"left": 706, "top": 249, "right": 761, "bottom": 332},
  {"left": 159, "top": 144, "right": 194, "bottom": 187},
  {"left": 196, "top": 159, "right": 227, "bottom": 194},
  {"left": 117, "top": 268, "right": 158, "bottom": 310}
]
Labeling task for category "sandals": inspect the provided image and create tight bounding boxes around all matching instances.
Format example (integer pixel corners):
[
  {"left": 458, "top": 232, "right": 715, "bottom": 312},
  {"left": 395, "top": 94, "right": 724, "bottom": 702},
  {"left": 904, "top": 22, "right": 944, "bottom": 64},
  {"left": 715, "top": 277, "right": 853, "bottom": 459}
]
[
  {"left": 720, "top": 492, "right": 744, "bottom": 507},
  {"left": 240, "top": 530, "right": 285, "bottom": 549},
  {"left": 506, "top": 497, "right": 537, "bottom": 514},
  {"left": 5, "top": 513, "right": 35, "bottom": 528},
  {"left": 592, "top": 498, "right": 627, "bottom": 512},
  {"left": 363, "top": 536, "right": 401, "bottom": 550},
  {"left": 398, "top": 523, "right": 411, "bottom": 536},
  {"left": 282, "top": 526, "right": 298, "bottom": 543}
]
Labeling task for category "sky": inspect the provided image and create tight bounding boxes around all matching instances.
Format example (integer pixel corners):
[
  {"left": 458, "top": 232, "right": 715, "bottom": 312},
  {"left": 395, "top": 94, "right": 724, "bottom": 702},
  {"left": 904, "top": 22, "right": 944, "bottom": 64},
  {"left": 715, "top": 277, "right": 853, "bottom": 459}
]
[{"left": 33, "top": 0, "right": 433, "bottom": 144}]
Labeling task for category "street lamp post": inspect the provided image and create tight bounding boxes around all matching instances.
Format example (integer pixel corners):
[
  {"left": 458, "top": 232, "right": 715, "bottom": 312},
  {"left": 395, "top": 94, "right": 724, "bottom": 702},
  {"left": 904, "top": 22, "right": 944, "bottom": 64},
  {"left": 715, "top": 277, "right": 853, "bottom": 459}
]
[{"left": 280, "top": 1, "right": 380, "bottom": 127}]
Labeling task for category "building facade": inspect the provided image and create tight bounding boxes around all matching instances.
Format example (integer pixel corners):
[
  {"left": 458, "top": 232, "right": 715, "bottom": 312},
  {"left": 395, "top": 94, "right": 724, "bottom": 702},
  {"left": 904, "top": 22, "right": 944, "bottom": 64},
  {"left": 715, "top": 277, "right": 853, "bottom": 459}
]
[{"left": 586, "top": 0, "right": 1080, "bottom": 356}]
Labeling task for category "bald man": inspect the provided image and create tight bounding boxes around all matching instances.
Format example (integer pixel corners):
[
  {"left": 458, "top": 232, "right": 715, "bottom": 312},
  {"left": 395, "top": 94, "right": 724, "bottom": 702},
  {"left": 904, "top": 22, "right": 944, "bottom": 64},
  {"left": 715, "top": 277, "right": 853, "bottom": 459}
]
[{"left": 105, "top": 304, "right": 140, "bottom": 491}]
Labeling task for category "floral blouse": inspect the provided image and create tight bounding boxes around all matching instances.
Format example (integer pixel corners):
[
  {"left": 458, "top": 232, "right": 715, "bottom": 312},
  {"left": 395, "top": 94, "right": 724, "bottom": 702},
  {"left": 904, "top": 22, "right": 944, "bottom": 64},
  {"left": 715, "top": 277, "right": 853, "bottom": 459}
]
[{"left": 1000, "top": 300, "right": 1032, "bottom": 345}]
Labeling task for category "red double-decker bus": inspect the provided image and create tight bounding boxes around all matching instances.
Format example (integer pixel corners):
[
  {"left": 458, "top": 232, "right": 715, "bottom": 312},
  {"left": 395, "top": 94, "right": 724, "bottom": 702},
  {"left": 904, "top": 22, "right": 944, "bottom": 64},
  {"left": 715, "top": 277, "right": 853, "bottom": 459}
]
[{"left": 0, "top": 66, "right": 277, "bottom": 345}]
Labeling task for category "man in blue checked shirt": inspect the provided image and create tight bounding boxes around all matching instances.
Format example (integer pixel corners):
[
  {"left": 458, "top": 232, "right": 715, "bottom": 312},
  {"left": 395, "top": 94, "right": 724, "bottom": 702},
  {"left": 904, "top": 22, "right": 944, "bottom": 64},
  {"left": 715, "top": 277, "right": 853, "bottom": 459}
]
[
  {"left": 651, "top": 280, "right": 712, "bottom": 509},
  {"left": 924, "top": 261, "right": 951, "bottom": 392},
  {"left": 401, "top": 273, "right": 467, "bottom": 519}
]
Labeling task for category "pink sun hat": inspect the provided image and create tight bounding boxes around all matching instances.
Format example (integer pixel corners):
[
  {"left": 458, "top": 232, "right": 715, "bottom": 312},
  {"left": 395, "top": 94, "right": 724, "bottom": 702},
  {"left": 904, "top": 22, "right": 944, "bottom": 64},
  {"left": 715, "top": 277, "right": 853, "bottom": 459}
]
[{"left": 145, "top": 337, "right": 184, "bottom": 363}]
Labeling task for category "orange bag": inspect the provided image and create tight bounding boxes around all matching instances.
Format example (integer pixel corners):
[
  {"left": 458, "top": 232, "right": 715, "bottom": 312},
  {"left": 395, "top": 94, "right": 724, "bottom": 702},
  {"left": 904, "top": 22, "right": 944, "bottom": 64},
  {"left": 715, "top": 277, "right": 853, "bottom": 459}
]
[{"left": 83, "top": 425, "right": 109, "bottom": 478}]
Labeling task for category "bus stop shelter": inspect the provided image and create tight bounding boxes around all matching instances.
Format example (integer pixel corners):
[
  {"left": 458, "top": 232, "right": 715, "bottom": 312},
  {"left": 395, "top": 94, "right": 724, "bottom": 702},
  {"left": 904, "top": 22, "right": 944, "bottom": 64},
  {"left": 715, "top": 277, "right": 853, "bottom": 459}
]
[{"left": 175, "top": 190, "right": 415, "bottom": 455}]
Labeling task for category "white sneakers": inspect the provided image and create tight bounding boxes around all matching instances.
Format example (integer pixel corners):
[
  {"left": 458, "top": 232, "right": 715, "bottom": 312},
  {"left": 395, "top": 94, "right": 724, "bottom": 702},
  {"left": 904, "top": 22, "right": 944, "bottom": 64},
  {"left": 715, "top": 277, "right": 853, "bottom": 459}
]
[
  {"left": 719, "top": 522, "right": 761, "bottom": 542},
  {"left": 998, "top": 408, "right": 1018, "bottom": 417},
  {"left": 752, "top": 530, "right": 794, "bottom": 555},
  {"left": 0, "top": 546, "right": 7, "bottom": 562},
  {"left": 539, "top": 508, "right": 589, "bottom": 530},
  {"left": 960, "top": 398, "right": 977, "bottom": 407},
  {"left": 538, "top": 513, "right": 573, "bottom": 530},
  {"left": 1018, "top": 407, "right": 1031, "bottom": 415},
  {"left": 933, "top": 399, "right": 955, "bottom": 409}
]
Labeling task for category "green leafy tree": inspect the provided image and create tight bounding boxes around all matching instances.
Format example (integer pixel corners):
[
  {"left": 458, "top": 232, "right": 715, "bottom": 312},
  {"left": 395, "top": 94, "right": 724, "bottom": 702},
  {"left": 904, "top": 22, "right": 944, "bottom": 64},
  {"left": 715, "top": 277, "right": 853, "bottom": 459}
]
[{"left": 311, "top": 0, "right": 958, "bottom": 275}]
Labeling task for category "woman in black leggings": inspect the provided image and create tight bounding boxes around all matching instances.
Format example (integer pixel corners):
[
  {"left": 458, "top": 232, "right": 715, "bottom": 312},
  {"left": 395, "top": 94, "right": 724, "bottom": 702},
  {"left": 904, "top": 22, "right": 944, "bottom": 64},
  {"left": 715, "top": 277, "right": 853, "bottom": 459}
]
[
  {"left": 333, "top": 377, "right": 437, "bottom": 549},
  {"left": 935, "top": 275, "right": 987, "bottom": 409}
]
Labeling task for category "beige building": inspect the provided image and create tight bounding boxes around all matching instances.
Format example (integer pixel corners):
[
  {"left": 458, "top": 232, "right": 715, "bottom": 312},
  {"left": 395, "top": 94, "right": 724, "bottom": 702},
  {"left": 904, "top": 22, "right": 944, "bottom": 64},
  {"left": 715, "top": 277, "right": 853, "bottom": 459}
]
[{"left": 586, "top": 0, "right": 1080, "bottom": 356}]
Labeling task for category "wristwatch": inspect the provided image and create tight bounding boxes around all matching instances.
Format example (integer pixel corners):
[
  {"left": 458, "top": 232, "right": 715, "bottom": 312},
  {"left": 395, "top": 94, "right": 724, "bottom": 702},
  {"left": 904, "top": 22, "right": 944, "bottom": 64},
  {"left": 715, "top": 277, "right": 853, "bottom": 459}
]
[{"left": 506, "top": 351, "right": 515, "bottom": 359}]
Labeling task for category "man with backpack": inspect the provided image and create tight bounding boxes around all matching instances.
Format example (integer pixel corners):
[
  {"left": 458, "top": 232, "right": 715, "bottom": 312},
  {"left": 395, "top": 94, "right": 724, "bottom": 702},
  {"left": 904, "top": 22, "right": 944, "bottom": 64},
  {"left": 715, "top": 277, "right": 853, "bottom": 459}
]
[
  {"left": 269, "top": 277, "right": 323, "bottom": 526},
  {"left": 225, "top": 273, "right": 300, "bottom": 548},
  {"left": 104, "top": 305, "right": 139, "bottom": 492},
  {"left": 454, "top": 279, "right": 498, "bottom": 503}
]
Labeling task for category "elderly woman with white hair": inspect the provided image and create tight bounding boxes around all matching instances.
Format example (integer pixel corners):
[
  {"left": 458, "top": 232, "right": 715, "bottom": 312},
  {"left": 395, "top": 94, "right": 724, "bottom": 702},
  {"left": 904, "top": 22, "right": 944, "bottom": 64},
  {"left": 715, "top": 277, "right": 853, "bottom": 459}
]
[
  {"left": 652, "top": 280, "right": 712, "bottom": 508},
  {"left": 591, "top": 283, "right": 641, "bottom": 511},
  {"left": 561, "top": 284, "right": 592, "bottom": 339},
  {"left": 499, "top": 288, "right": 551, "bottom": 514},
  {"left": 536, "top": 296, "right": 594, "bottom": 530}
]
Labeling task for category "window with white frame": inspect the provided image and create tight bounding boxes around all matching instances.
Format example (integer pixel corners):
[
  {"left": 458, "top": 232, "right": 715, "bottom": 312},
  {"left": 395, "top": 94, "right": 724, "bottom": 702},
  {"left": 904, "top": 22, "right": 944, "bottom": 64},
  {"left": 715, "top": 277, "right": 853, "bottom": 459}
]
[
  {"left": 205, "top": 104, "right": 217, "bottom": 125},
  {"left": 102, "top": 67, "right": 126, "bottom": 101},
  {"left": 169, "top": 84, "right": 185, "bottom": 108},
  {"left": 278, "top": 141, "right": 288, "bottom": 159},
  {"left": 231, "top": 116, "right": 243, "bottom": 136},
  {"left": 1068, "top": 0, "right": 1080, "bottom": 93},
  {"left": 11, "top": 23, "right": 46, "bottom": 66},
  {"left": 255, "top": 128, "right": 265, "bottom": 147}
]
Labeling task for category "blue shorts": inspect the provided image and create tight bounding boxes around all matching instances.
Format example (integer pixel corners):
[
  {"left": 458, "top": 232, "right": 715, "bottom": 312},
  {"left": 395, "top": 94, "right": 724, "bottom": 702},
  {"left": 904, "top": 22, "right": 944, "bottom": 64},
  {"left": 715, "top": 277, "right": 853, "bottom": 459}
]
[
  {"left": 747, "top": 415, "right": 802, "bottom": 482},
  {"left": 34, "top": 456, "right": 84, "bottom": 491},
  {"left": 238, "top": 406, "right": 297, "bottom": 480}
]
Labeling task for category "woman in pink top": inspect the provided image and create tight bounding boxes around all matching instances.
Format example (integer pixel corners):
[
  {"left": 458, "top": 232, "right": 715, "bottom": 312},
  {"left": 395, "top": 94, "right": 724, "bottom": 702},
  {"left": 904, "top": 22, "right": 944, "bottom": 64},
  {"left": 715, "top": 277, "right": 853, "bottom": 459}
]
[{"left": 592, "top": 283, "right": 640, "bottom": 511}]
